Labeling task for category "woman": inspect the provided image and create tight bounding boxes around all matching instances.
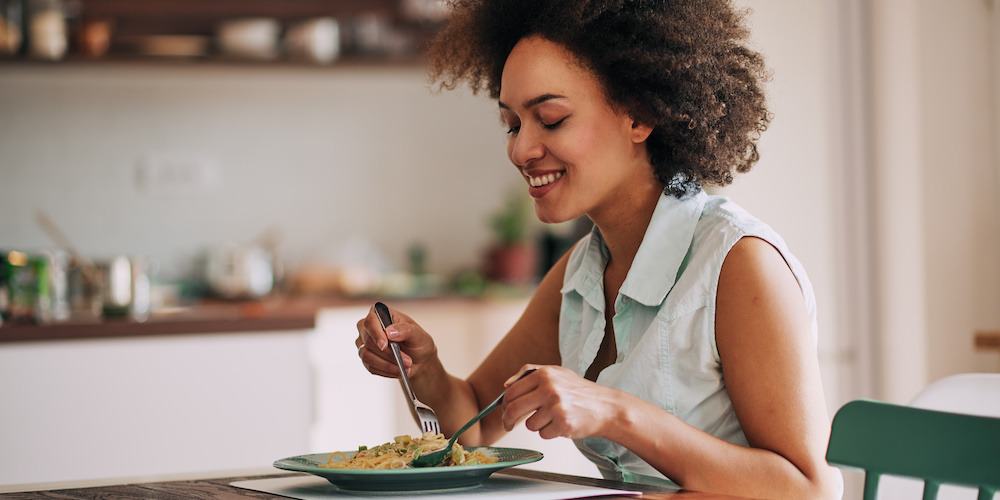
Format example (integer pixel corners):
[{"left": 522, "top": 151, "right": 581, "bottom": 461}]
[{"left": 354, "top": 1, "right": 843, "bottom": 498}]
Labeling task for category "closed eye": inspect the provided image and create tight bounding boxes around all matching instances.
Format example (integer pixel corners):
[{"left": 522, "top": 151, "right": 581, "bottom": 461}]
[{"left": 542, "top": 117, "right": 568, "bottom": 130}]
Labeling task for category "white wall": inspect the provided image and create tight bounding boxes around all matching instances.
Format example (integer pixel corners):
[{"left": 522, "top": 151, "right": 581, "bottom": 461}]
[
  {"left": 723, "top": 1, "right": 854, "bottom": 410},
  {"left": 868, "top": 0, "right": 1000, "bottom": 403},
  {"left": 729, "top": 0, "right": 1000, "bottom": 410},
  {"left": 0, "top": 2, "right": 866, "bottom": 404},
  {"left": 0, "top": 65, "right": 515, "bottom": 278},
  {"left": 916, "top": 0, "right": 1000, "bottom": 385}
]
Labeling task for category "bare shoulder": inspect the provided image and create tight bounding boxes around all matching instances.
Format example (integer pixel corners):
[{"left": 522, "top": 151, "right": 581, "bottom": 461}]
[
  {"left": 716, "top": 236, "right": 806, "bottom": 332},
  {"left": 714, "top": 236, "right": 835, "bottom": 492},
  {"left": 718, "top": 236, "right": 799, "bottom": 295},
  {"left": 714, "top": 235, "right": 814, "bottom": 401}
]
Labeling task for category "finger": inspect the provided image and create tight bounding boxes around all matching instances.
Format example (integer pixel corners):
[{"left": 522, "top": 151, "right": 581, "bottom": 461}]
[
  {"left": 502, "top": 369, "right": 542, "bottom": 403},
  {"left": 361, "top": 348, "right": 406, "bottom": 376},
  {"left": 524, "top": 407, "right": 553, "bottom": 432},
  {"left": 361, "top": 310, "right": 389, "bottom": 351},
  {"left": 356, "top": 327, "right": 394, "bottom": 366},
  {"left": 384, "top": 322, "right": 422, "bottom": 347},
  {"left": 538, "top": 421, "right": 565, "bottom": 440},
  {"left": 504, "top": 364, "right": 541, "bottom": 387},
  {"left": 359, "top": 344, "right": 412, "bottom": 370},
  {"left": 366, "top": 365, "right": 400, "bottom": 379},
  {"left": 502, "top": 389, "right": 546, "bottom": 431}
]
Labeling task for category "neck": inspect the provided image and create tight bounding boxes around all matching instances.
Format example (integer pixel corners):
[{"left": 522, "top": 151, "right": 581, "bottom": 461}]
[{"left": 589, "top": 177, "right": 663, "bottom": 273}]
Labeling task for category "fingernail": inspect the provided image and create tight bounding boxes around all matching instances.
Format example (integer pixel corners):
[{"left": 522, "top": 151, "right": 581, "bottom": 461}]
[
  {"left": 386, "top": 325, "right": 400, "bottom": 340},
  {"left": 378, "top": 338, "right": 387, "bottom": 350}
]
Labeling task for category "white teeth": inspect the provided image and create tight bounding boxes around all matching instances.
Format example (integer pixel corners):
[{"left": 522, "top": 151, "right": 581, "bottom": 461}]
[{"left": 526, "top": 171, "right": 564, "bottom": 188}]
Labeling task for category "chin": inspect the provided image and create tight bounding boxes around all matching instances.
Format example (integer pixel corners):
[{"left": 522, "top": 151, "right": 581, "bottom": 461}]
[{"left": 533, "top": 204, "right": 578, "bottom": 224}]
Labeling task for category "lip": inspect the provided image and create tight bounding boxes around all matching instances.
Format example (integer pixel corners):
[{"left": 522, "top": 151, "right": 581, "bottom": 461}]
[
  {"left": 526, "top": 173, "right": 564, "bottom": 199},
  {"left": 522, "top": 168, "right": 565, "bottom": 178}
]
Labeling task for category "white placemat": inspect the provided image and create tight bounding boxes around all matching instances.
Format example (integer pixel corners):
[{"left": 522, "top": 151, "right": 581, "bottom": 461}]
[{"left": 231, "top": 473, "right": 641, "bottom": 499}]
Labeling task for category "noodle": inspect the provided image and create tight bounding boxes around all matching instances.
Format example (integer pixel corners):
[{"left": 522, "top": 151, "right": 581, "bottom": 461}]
[{"left": 322, "top": 432, "right": 498, "bottom": 469}]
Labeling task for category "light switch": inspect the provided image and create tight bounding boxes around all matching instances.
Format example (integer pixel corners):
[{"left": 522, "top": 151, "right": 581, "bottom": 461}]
[{"left": 134, "top": 153, "right": 222, "bottom": 197}]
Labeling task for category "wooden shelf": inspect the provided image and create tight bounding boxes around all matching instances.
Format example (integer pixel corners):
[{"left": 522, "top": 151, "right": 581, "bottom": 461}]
[
  {"left": 0, "top": 0, "right": 442, "bottom": 69},
  {"left": 80, "top": 0, "right": 400, "bottom": 20},
  {"left": 0, "top": 53, "right": 427, "bottom": 70},
  {"left": 975, "top": 330, "right": 1000, "bottom": 351}
]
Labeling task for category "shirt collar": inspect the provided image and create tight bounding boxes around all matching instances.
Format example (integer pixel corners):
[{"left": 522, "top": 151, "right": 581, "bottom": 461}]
[
  {"left": 621, "top": 190, "right": 707, "bottom": 306},
  {"left": 561, "top": 190, "right": 707, "bottom": 309},
  {"left": 560, "top": 224, "right": 609, "bottom": 312}
]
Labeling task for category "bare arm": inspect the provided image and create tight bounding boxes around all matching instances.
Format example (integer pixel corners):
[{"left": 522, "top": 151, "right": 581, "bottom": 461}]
[
  {"left": 355, "top": 249, "right": 569, "bottom": 445},
  {"left": 462, "top": 249, "right": 567, "bottom": 444},
  {"left": 497, "top": 237, "right": 842, "bottom": 498},
  {"left": 602, "top": 237, "right": 842, "bottom": 498}
]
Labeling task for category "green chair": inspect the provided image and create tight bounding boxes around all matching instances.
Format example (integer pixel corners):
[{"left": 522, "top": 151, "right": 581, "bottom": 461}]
[{"left": 826, "top": 400, "right": 1000, "bottom": 500}]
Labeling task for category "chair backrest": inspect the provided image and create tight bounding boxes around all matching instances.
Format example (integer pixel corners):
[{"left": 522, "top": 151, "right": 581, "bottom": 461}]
[{"left": 826, "top": 399, "right": 1000, "bottom": 500}]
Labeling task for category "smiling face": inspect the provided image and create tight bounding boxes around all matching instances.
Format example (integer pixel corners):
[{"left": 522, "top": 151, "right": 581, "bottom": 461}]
[{"left": 498, "top": 36, "right": 656, "bottom": 224}]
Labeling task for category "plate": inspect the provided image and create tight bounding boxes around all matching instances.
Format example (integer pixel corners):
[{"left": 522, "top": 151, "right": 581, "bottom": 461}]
[{"left": 273, "top": 447, "right": 543, "bottom": 493}]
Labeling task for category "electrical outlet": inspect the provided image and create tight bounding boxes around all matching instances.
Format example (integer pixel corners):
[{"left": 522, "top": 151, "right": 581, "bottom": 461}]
[{"left": 135, "top": 154, "right": 222, "bottom": 196}]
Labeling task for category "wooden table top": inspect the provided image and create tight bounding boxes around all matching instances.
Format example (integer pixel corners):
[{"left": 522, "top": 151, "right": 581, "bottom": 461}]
[{"left": 0, "top": 468, "right": 749, "bottom": 499}]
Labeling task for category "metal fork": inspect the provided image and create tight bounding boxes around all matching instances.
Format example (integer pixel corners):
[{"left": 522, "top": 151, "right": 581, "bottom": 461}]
[{"left": 374, "top": 302, "right": 441, "bottom": 435}]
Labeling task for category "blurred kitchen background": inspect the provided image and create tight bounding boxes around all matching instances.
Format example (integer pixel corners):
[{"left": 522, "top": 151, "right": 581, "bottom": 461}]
[{"left": 1, "top": 0, "right": 999, "bottom": 496}]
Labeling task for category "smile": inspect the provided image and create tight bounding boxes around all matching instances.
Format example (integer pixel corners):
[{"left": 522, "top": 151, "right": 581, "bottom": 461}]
[{"left": 525, "top": 171, "right": 564, "bottom": 187}]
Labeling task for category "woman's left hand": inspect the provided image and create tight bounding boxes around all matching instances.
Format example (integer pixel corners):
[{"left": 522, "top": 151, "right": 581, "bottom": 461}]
[{"left": 500, "top": 365, "right": 624, "bottom": 440}]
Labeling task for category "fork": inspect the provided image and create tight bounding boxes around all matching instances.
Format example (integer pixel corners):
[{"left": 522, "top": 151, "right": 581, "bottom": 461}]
[{"left": 374, "top": 302, "right": 441, "bottom": 436}]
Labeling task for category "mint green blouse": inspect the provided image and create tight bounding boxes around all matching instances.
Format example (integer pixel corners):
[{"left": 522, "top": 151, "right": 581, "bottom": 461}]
[{"left": 559, "top": 190, "right": 818, "bottom": 486}]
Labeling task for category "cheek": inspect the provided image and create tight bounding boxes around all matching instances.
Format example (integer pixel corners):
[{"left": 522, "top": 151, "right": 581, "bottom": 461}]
[{"left": 548, "top": 124, "right": 600, "bottom": 166}]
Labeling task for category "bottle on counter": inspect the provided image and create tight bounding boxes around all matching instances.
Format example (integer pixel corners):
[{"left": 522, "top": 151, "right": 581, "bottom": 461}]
[
  {"left": 0, "top": 0, "right": 24, "bottom": 56},
  {"left": 27, "top": 0, "right": 66, "bottom": 60}
]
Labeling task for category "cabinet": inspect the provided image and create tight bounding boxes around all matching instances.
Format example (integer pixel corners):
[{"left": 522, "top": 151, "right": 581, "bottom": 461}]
[
  {"left": 0, "top": 330, "right": 312, "bottom": 486},
  {"left": 0, "top": 298, "right": 597, "bottom": 488}
]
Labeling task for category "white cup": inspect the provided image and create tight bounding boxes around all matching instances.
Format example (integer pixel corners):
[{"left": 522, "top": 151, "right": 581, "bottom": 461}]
[
  {"left": 285, "top": 17, "right": 340, "bottom": 64},
  {"left": 217, "top": 17, "right": 279, "bottom": 60}
]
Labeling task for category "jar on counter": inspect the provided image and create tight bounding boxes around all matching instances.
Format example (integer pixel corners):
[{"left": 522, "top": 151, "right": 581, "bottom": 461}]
[
  {"left": 98, "top": 256, "right": 150, "bottom": 321},
  {"left": 0, "top": 0, "right": 24, "bottom": 56},
  {"left": 28, "top": 0, "right": 66, "bottom": 60},
  {"left": 0, "top": 249, "right": 61, "bottom": 325}
]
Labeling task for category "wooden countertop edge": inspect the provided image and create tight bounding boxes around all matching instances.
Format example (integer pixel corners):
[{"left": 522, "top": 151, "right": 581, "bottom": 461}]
[
  {"left": 0, "top": 467, "right": 740, "bottom": 499},
  {"left": 0, "top": 294, "right": 533, "bottom": 344},
  {"left": 975, "top": 330, "right": 1000, "bottom": 350},
  {"left": 0, "top": 315, "right": 317, "bottom": 343}
]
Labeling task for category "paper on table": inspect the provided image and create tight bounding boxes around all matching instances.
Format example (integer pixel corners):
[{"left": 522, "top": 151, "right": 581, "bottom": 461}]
[{"left": 231, "top": 473, "right": 642, "bottom": 500}]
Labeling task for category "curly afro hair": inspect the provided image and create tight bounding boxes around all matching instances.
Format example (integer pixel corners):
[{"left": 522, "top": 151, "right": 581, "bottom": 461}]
[{"left": 426, "top": 0, "right": 771, "bottom": 197}]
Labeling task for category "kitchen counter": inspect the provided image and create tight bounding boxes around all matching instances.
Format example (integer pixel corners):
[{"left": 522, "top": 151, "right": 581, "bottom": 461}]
[
  {"left": 0, "top": 295, "right": 514, "bottom": 343},
  {"left": 0, "top": 468, "right": 746, "bottom": 499},
  {"left": 0, "top": 295, "right": 545, "bottom": 486}
]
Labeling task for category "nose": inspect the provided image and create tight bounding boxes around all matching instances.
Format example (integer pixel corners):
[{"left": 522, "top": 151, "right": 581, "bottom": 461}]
[{"left": 508, "top": 126, "right": 545, "bottom": 168}]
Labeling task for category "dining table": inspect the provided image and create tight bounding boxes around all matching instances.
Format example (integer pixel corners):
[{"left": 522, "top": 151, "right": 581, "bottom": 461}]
[{"left": 0, "top": 468, "right": 751, "bottom": 499}]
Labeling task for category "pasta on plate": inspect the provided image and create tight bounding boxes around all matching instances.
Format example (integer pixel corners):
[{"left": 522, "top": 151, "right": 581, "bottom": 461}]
[{"left": 322, "top": 433, "right": 498, "bottom": 469}]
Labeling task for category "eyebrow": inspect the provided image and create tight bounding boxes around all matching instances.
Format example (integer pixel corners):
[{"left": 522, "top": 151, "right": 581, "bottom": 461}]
[{"left": 498, "top": 93, "right": 567, "bottom": 110}]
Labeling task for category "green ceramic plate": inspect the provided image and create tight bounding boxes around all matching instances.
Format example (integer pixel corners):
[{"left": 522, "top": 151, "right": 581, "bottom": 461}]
[{"left": 273, "top": 447, "right": 543, "bottom": 493}]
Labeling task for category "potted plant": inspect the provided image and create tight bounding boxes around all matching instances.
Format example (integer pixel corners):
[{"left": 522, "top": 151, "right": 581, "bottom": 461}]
[{"left": 483, "top": 190, "right": 537, "bottom": 284}]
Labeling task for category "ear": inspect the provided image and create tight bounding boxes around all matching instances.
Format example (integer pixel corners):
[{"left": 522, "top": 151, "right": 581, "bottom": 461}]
[{"left": 629, "top": 120, "right": 653, "bottom": 143}]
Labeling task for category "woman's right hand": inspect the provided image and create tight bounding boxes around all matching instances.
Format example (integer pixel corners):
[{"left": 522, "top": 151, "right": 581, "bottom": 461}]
[{"left": 354, "top": 304, "right": 439, "bottom": 380}]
